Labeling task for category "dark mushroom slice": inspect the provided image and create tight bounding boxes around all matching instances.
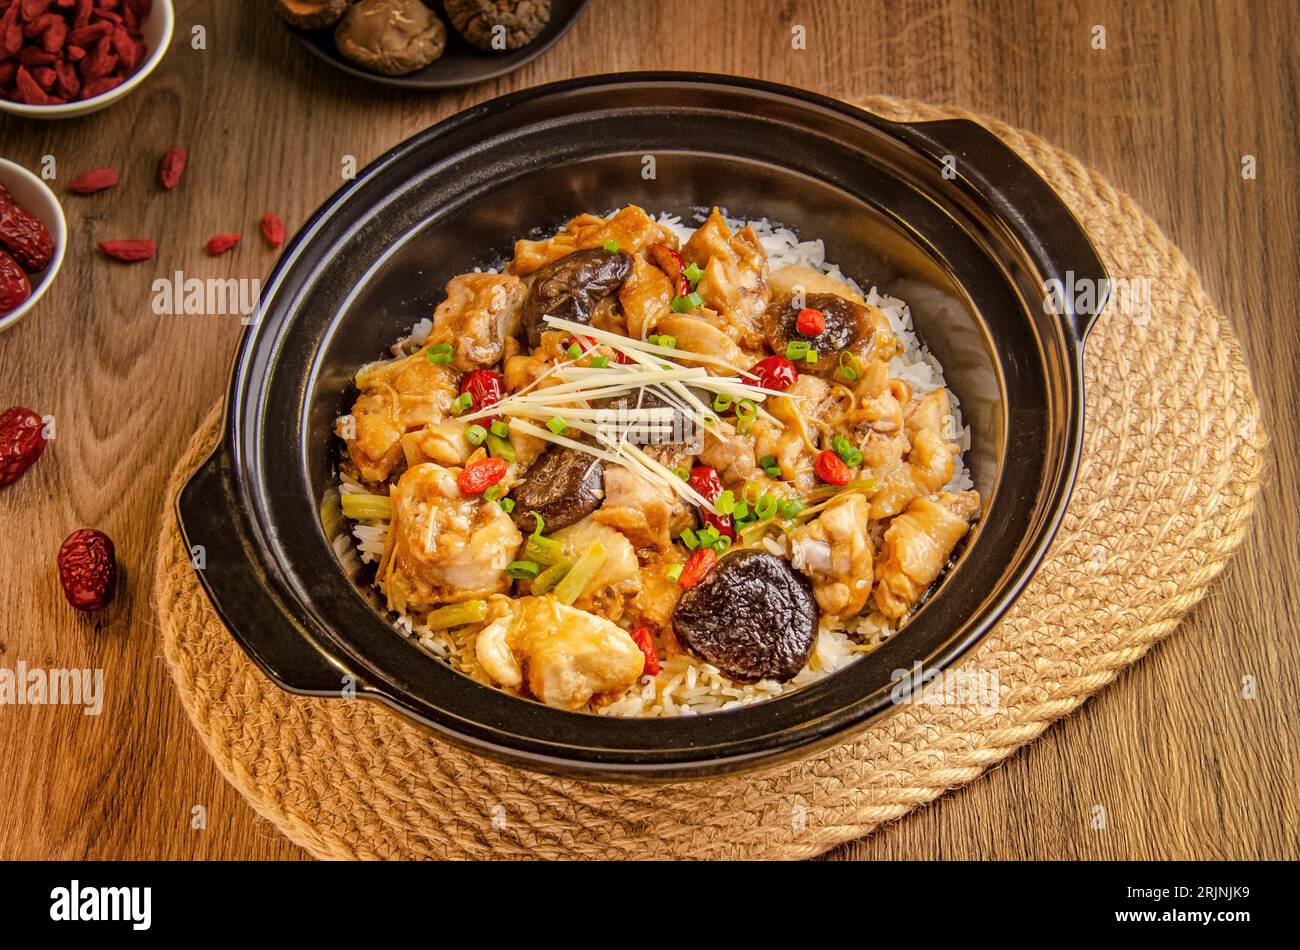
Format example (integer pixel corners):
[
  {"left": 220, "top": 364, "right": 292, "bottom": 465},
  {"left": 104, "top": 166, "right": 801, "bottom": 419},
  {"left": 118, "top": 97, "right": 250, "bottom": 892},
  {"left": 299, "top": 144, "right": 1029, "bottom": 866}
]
[
  {"left": 589, "top": 387, "right": 706, "bottom": 450},
  {"left": 274, "top": 0, "right": 349, "bottom": 29},
  {"left": 672, "top": 550, "right": 819, "bottom": 683},
  {"left": 509, "top": 444, "right": 605, "bottom": 534},
  {"left": 762, "top": 292, "right": 877, "bottom": 376},
  {"left": 520, "top": 248, "right": 631, "bottom": 347},
  {"left": 444, "top": 0, "right": 552, "bottom": 51},
  {"left": 334, "top": 0, "right": 447, "bottom": 77}
]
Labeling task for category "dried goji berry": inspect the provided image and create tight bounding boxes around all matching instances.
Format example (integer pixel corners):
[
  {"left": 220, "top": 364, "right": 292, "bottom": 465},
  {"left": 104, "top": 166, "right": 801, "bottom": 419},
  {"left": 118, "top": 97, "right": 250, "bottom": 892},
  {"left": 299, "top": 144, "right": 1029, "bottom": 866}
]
[
  {"left": 80, "top": 75, "right": 123, "bottom": 98},
  {"left": 0, "top": 406, "right": 47, "bottom": 486},
  {"left": 678, "top": 547, "right": 719, "bottom": 589},
  {"left": 0, "top": 202, "right": 54, "bottom": 272},
  {"left": 205, "top": 233, "right": 241, "bottom": 256},
  {"left": 13, "top": 63, "right": 60, "bottom": 104},
  {"left": 68, "top": 167, "right": 118, "bottom": 194},
  {"left": 0, "top": 6, "right": 22, "bottom": 60},
  {"left": 57, "top": 528, "right": 118, "bottom": 612},
  {"left": 628, "top": 626, "right": 660, "bottom": 676},
  {"left": 814, "top": 448, "right": 852, "bottom": 486},
  {"left": 748, "top": 354, "right": 798, "bottom": 391},
  {"left": 158, "top": 147, "right": 186, "bottom": 190},
  {"left": 79, "top": 34, "right": 117, "bottom": 79},
  {"left": 0, "top": 251, "right": 32, "bottom": 318},
  {"left": 53, "top": 59, "right": 80, "bottom": 98},
  {"left": 457, "top": 457, "right": 507, "bottom": 495},
  {"left": 21, "top": 0, "right": 56, "bottom": 20},
  {"left": 260, "top": 211, "right": 285, "bottom": 247},
  {"left": 0, "top": 183, "right": 14, "bottom": 207},
  {"left": 97, "top": 238, "right": 156, "bottom": 262}
]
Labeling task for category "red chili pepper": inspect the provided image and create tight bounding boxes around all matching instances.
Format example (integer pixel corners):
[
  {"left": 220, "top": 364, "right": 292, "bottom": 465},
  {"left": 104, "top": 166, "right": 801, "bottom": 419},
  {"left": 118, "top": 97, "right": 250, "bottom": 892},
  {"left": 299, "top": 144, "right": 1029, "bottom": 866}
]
[
  {"left": 748, "top": 355, "right": 797, "bottom": 391},
  {"left": 678, "top": 547, "right": 719, "bottom": 589},
  {"left": 628, "top": 626, "right": 660, "bottom": 676},
  {"left": 814, "top": 449, "right": 852, "bottom": 486},
  {"left": 647, "top": 243, "right": 689, "bottom": 297},
  {"left": 688, "top": 464, "right": 735, "bottom": 538},
  {"left": 796, "top": 307, "right": 826, "bottom": 336},
  {"left": 460, "top": 369, "right": 502, "bottom": 421},
  {"left": 457, "top": 457, "right": 507, "bottom": 495}
]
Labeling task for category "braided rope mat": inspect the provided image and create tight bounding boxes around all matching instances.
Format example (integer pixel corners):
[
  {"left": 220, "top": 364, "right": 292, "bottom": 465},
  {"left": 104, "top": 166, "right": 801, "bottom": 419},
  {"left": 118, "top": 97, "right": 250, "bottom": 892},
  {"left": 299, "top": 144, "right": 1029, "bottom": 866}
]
[{"left": 151, "top": 98, "right": 1265, "bottom": 860}]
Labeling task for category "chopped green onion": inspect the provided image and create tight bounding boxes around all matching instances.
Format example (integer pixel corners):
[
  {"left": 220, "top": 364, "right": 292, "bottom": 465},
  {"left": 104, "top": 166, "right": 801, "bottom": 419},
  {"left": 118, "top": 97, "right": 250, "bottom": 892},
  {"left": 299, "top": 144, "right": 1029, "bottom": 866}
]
[
  {"left": 531, "top": 558, "right": 572, "bottom": 595},
  {"left": 554, "top": 543, "right": 607, "bottom": 605},
  {"left": 484, "top": 485, "right": 501, "bottom": 502},
  {"left": 778, "top": 499, "right": 805, "bottom": 519},
  {"left": 764, "top": 465, "right": 783, "bottom": 478},
  {"left": 686, "top": 291, "right": 704, "bottom": 308},
  {"left": 425, "top": 600, "right": 487, "bottom": 630},
  {"left": 670, "top": 295, "right": 696, "bottom": 313},
  {"left": 658, "top": 335, "right": 676, "bottom": 349},
  {"left": 602, "top": 239, "right": 620, "bottom": 252},
  {"left": 713, "top": 535, "right": 732, "bottom": 553},
  {"left": 736, "top": 416, "right": 753, "bottom": 436},
  {"left": 843, "top": 448, "right": 863, "bottom": 467},
  {"left": 712, "top": 392, "right": 733, "bottom": 413},
  {"left": 715, "top": 490, "right": 736, "bottom": 515},
  {"left": 736, "top": 398, "right": 757, "bottom": 419},
  {"left": 732, "top": 500, "right": 750, "bottom": 521},
  {"left": 590, "top": 355, "right": 610, "bottom": 368},
  {"left": 755, "top": 494, "right": 778, "bottom": 519},
  {"left": 426, "top": 343, "right": 454, "bottom": 365},
  {"left": 499, "top": 497, "right": 515, "bottom": 513},
  {"left": 839, "top": 365, "right": 859, "bottom": 382},
  {"left": 506, "top": 560, "right": 541, "bottom": 580},
  {"left": 680, "top": 527, "right": 699, "bottom": 550},
  {"left": 833, "top": 435, "right": 853, "bottom": 457},
  {"left": 451, "top": 393, "right": 473, "bottom": 415},
  {"left": 804, "top": 349, "right": 819, "bottom": 365},
  {"left": 566, "top": 342, "right": 583, "bottom": 359},
  {"left": 665, "top": 563, "right": 683, "bottom": 582},
  {"left": 485, "top": 433, "right": 515, "bottom": 463},
  {"left": 758, "top": 454, "right": 777, "bottom": 469},
  {"left": 696, "top": 525, "right": 720, "bottom": 547},
  {"left": 340, "top": 492, "right": 392, "bottom": 521},
  {"left": 673, "top": 466, "right": 690, "bottom": 480},
  {"left": 546, "top": 416, "right": 568, "bottom": 435},
  {"left": 785, "top": 340, "right": 810, "bottom": 360},
  {"left": 466, "top": 424, "right": 488, "bottom": 446},
  {"left": 530, "top": 511, "right": 545, "bottom": 538},
  {"left": 525, "top": 534, "right": 564, "bottom": 566},
  {"left": 683, "top": 261, "right": 703, "bottom": 286},
  {"left": 490, "top": 420, "right": 509, "bottom": 438}
]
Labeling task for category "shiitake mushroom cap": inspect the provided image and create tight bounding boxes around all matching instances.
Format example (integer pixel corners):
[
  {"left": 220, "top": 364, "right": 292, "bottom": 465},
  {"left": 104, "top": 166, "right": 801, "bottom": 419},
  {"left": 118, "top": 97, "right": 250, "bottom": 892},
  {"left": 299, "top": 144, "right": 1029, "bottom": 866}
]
[
  {"left": 762, "top": 292, "right": 876, "bottom": 376},
  {"left": 520, "top": 248, "right": 631, "bottom": 347}
]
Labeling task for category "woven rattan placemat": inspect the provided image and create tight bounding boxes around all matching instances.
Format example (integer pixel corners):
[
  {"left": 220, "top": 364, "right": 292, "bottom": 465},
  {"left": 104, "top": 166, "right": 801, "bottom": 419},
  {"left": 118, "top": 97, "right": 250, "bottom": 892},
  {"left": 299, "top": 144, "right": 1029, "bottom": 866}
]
[{"left": 151, "top": 97, "right": 1265, "bottom": 860}]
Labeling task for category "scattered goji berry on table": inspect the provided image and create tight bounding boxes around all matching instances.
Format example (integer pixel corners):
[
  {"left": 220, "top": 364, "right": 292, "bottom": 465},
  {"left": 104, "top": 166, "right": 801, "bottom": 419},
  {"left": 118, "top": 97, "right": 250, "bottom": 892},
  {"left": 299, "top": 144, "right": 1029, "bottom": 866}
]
[
  {"left": 97, "top": 239, "right": 157, "bottom": 262},
  {"left": 0, "top": 202, "right": 54, "bottom": 272},
  {"left": 67, "top": 167, "right": 119, "bottom": 194},
  {"left": 260, "top": 211, "right": 285, "bottom": 247},
  {"left": 0, "top": 406, "right": 47, "bottom": 486},
  {"left": 158, "top": 147, "right": 187, "bottom": 190},
  {"left": 57, "top": 528, "right": 118, "bottom": 612},
  {"left": 205, "top": 233, "right": 241, "bottom": 256}
]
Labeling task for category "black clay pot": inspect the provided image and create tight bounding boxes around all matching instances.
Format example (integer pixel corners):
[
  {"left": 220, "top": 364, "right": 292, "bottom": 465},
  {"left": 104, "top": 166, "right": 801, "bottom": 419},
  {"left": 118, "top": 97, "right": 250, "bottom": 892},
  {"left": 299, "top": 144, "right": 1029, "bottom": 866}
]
[{"left": 178, "top": 73, "right": 1106, "bottom": 781}]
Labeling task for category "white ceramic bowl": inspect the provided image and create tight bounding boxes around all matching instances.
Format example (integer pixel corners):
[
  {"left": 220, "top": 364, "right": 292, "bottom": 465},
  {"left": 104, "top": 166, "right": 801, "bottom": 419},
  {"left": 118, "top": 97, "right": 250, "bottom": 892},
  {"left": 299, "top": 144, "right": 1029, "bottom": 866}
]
[
  {"left": 0, "top": 0, "right": 174, "bottom": 120},
  {"left": 0, "top": 158, "right": 67, "bottom": 333}
]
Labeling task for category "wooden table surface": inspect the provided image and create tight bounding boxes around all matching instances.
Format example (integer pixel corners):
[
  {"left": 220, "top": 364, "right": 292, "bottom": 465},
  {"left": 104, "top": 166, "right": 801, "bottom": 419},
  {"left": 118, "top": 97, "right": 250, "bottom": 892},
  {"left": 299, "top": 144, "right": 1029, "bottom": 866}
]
[{"left": 1, "top": 0, "right": 1295, "bottom": 861}]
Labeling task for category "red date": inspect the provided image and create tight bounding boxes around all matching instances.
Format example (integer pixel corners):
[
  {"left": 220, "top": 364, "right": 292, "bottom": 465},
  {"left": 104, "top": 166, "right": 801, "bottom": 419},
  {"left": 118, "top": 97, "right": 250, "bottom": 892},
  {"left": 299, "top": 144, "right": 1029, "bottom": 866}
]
[
  {"left": 0, "top": 405, "right": 47, "bottom": 485},
  {"left": 58, "top": 528, "right": 118, "bottom": 611}
]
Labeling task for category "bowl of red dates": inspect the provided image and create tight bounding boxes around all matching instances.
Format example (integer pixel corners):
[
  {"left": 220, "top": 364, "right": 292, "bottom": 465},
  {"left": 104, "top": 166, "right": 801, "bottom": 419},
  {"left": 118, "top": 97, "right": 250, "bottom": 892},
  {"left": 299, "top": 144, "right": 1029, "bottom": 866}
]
[
  {"left": 0, "top": 0, "right": 174, "bottom": 119},
  {"left": 0, "top": 156, "right": 65, "bottom": 332}
]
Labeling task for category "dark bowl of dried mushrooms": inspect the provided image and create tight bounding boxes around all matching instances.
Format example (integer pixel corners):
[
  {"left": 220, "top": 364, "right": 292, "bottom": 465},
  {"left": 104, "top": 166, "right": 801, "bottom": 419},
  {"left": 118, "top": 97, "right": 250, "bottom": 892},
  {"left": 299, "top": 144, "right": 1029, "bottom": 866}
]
[{"left": 276, "top": 0, "right": 587, "bottom": 89}]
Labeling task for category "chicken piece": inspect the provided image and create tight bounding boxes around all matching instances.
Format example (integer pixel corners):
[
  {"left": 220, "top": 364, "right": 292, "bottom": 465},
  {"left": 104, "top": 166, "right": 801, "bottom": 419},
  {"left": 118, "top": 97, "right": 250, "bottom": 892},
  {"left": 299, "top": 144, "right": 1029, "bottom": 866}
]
[
  {"left": 758, "top": 373, "right": 834, "bottom": 491},
  {"left": 869, "top": 389, "right": 958, "bottom": 519},
  {"left": 698, "top": 423, "right": 759, "bottom": 487},
  {"left": 630, "top": 550, "right": 686, "bottom": 629},
  {"left": 511, "top": 205, "right": 678, "bottom": 276},
  {"left": 475, "top": 595, "right": 646, "bottom": 710},
  {"left": 593, "top": 464, "right": 686, "bottom": 551},
  {"left": 551, "top": 517, "right": 642, "bottom": 620},
  {"left": 619, "top": 255, "right": 675, "bottom": 339},
  {"left": 651, "top": 313, "right": 751, "bottom": 373},
  {"left": 681, "top": 208, "right": 769, "bottom": 348},
  {"left": 341, "top": 355, "right": 459, "bottom": 483},
  {"left": 426, "top": 272, "right": 526, "bottom": 372},
  {"left": 873, "top": 491, "right": 980, "bottom": 619},
  {"left": 401, "top": 418, "right": 470, "bottom": 468},
  {"left": 768, "top": 263, "right": 866, "bottom": 305},
  {"left": 378, "top": 463, "right": 523, "bottom": 613},
  {"left": 789, "top": 493, "right": 874, "bottom": 618}
]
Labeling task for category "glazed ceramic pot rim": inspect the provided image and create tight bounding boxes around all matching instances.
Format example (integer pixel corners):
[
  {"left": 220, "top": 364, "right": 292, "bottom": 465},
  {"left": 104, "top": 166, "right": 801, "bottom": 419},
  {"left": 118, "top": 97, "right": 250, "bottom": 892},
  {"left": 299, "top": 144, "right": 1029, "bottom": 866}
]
[{"left": 179, "top": 72, "right": 1107, "bottom": 781}]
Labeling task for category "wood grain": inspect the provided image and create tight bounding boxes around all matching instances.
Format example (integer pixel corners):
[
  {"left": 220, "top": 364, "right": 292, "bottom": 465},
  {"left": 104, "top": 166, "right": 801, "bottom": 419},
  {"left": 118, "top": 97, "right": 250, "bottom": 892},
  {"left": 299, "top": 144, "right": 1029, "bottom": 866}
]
[{"left": 0, "top": 0, "right": 1295, "bottom": 861}]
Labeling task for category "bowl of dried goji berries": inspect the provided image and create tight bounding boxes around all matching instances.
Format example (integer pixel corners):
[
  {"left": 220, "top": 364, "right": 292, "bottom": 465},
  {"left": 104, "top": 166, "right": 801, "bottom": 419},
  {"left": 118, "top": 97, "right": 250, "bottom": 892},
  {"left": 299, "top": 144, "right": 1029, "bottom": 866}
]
[
  {"left": 0, "top": 157, "right": 66, "bottom": 332},
  {"left": 0, "top": 0, "right": 174, "bottom": 120}
]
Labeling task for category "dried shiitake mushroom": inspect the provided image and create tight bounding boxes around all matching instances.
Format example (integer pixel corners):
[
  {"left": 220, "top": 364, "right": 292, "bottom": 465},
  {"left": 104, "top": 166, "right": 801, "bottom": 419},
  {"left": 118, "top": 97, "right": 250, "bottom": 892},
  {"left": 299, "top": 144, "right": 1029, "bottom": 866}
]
[
  {"left": 274, "top": 0, "right": 349, "bottom": 29},
  {"left": 443, "top": 0, "right": 552, "bottom": 51},
  {"left": 335, "top": 0, "right": 448, "bottom": 76}
]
